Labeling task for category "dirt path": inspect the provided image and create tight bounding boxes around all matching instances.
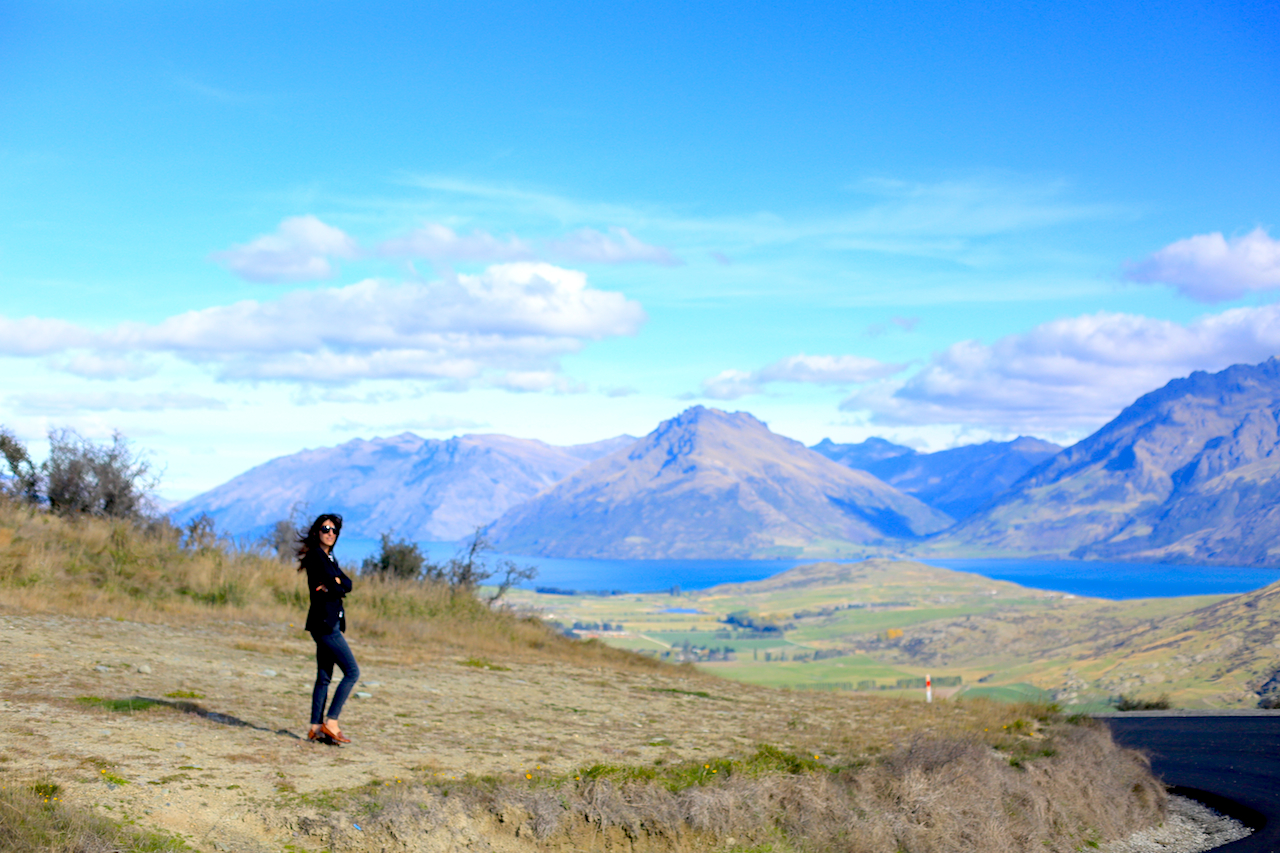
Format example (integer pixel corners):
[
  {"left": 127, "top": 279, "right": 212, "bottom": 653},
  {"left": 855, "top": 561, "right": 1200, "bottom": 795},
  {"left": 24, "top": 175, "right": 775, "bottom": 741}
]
[{"left": 1, "top": 608, "right": 902, "bottom": 851}]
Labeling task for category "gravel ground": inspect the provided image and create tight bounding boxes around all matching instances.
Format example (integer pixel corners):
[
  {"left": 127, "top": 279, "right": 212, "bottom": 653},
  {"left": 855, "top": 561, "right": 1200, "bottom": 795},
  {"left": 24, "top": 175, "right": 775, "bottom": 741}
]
[{"left": 1103, "top": 795, "right": 1252, "bottom": 853}]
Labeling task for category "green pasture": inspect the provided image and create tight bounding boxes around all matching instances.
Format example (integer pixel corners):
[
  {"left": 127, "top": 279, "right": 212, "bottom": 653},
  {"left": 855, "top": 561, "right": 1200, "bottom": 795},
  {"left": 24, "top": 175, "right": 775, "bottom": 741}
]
[
  {"left": 787, "top": 603, "right": 1002, "bottom": 641},
  {"left": 700, "top": 655, "right": 925, "bottom": 691},
  {"left": 640, "top": 630, "right": 795, "bottom": 650},
  {"left": 959, "top": 683, "right": 1055, "bottom": 703}
]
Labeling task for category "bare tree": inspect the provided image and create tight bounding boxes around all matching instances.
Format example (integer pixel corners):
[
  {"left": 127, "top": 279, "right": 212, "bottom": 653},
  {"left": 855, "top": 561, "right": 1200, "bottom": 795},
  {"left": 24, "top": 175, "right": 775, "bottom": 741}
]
[
  {"left": 44, "top": 429, "right": 158, "bottom": 519},
  {"left": 0, "top": 427, "right": 41, "bottom": 504},
  {"left": 261, "top": 501, "right": 308, "bottom": 561},
  {"left": 182, "top": 513, "right": 219, "bottom": 552},
  {"left": 437, "top": 529, "right": 537, "bottom": 603}
]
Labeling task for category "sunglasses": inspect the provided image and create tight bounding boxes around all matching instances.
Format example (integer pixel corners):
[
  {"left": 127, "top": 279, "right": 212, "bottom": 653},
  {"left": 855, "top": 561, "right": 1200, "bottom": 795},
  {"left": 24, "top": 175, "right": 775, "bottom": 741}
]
[{"left": 320, "top": 525, "right": 338, "bottom": 534}]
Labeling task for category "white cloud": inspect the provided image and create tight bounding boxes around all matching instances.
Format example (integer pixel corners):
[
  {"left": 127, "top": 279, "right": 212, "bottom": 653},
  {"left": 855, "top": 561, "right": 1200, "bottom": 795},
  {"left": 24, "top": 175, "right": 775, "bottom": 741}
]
[
  {"left": 1124, "top": 227, "right": 1280, "bottom": 302},
  {"left": 840, "top": 176, "right": 1117, "bottom": 240},
  {"left": 0, "top": 316, "right": 90, "bottom": 355},
  {"left": 48, "top": 354, "right": 158, "bottom": 380},
  {"left": 378, "top": 223, "right": 534, "bottom": 263},
  {"left": 701, "top": 354, "right": 907, "bottom": 400},
  {"left": 210, "top": 215, "right": 358, "bottom": 283},
  {"left": 0, "top": 263, "right": 645, "bottom": 386},
  {"left": 548, "top": 227, "right": 681, "bottom": 266},
  {"left": 489, "top": 371, "right": 588, "bottom": 394},
  {"left": 9, "top": 391, "right": 228, "bottom": 415},
  {"left": 842, "top": 305, "right": 1280, "bottom": 430}
]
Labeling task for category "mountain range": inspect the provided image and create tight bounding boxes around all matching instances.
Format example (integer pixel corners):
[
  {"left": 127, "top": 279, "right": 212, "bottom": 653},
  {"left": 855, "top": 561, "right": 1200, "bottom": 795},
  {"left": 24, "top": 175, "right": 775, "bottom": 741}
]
[
  {"left": 486, "top": 407, "right": 953, "bottom": 559},
  {"left": 172, "top": 432, "right": 634, "bottom": 542},
  {"left": 931, "top": 357, "right": 1280, "bottom": 566},
  {"left": 811, "top": 436, "right": 1061, "bottom": 519},
  {"left": 174, "top": 356, "right": 1280, "bottom": 567}
]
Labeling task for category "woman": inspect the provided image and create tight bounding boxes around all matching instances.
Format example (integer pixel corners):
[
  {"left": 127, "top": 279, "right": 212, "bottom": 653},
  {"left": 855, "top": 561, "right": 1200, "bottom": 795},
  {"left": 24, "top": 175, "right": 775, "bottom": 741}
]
[{"left": 298, "top": 513, "right": 359, "bottom": 745}]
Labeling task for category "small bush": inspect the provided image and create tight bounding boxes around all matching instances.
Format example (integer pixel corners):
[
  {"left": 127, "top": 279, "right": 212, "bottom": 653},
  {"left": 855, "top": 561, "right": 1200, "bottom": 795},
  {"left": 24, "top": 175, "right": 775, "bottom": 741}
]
[
  {"left": 362, "top": 532, "right": 425, "bottom": 579},
  {"left": 0, "top": 426, "right": 41, "bottom": 503},
  {"left": 44, "top": 429, "right": 157, "bottom": 520},
  {"left": 1115, "top": 693, "right": 1171, "bottom": 711}
]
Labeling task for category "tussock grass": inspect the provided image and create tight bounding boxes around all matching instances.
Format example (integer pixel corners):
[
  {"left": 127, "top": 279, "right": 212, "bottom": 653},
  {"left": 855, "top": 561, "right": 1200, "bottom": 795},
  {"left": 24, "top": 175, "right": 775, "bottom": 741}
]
[
  {"left": 273, "top": 722, "right": 1163, "bottom": 853},
  {"left": 0, "top": 499, "right": 656, "bottom": 670},
  {"left": 0, "top": 781, "right": 185, "bottom": 852}
]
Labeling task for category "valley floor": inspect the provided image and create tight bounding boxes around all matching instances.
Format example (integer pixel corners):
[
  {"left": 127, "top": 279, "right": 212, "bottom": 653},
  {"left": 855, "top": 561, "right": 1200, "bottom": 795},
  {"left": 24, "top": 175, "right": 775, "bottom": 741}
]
[{"left": 505, "top": 559, "right": 1280, "bottom": 710}]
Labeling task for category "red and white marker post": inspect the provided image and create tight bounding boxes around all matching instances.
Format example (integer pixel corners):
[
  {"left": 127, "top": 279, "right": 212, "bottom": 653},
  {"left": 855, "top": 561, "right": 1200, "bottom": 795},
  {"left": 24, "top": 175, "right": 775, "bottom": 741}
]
[{"left": 925, "top": 673, "right": 932, "bottom": 703}]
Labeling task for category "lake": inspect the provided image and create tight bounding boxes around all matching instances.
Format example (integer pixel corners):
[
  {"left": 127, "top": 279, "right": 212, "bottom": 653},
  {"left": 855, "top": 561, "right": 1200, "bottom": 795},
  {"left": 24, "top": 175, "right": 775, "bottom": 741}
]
[{"left": 336, "top": 537, "right": 1280, "bottom": 601}]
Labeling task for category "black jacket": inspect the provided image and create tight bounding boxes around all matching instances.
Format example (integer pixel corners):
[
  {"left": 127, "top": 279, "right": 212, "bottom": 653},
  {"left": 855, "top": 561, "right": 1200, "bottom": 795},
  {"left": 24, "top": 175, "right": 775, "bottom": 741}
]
[{"left": 302, "top": 549, "right": 353, "bottom": 635}]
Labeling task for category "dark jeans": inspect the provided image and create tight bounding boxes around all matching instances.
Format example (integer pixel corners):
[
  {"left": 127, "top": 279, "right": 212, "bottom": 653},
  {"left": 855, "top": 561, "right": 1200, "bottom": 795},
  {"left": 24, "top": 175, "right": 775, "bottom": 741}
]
[{"left": 310, "top": 629, "right": 360, "bottom": 725}]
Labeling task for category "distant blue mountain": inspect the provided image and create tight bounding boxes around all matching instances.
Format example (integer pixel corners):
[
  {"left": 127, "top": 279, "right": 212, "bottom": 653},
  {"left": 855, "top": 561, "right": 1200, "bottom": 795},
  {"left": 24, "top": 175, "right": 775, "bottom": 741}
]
[
  {"left": 810, "top": 436, "right": 915, "bottom": 469},
  {"left": 172, "top": 432, "right": 635, "bottom": 542},
  {"left": 811, "top": 436, "right": 1061, "bottom": 520},
  {"left": 488, "top": 406, "right": 954, "bottom": 559},
  {"left": 935, "top": 357, "right": 1280, "bottom": 566}
]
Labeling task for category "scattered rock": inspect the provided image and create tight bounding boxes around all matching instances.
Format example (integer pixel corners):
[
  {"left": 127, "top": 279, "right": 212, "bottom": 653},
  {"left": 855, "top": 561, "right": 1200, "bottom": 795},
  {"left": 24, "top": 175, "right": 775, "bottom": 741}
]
[
  {"left": 354, "top": 691, "right": 372, "bottom": 699},
  {"left": 137, "top": 664, "right": 152, "bottom": 674},
  {"left": 648, "top": 736, "right": 673, "bottom": 746},
  {"left": 261, "top": 669, "right": 277, "bottom": 677},
  {"left": 362, "top": 681, "right": 381, "bottom": 687},
  {"left": 1102, "top": 794, "right": 1252, "bottom": 852},
  {"left": 175, "top": 742, "right": 185, "bottom": 749},
  {"left": 94, "top": 665, "right": 110, "bottom": 672}
]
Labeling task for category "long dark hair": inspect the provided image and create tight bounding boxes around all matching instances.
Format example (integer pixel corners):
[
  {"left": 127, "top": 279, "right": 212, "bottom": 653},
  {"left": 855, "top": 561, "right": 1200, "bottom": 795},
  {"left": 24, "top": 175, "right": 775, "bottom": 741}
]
[{"left": 296, "top": 513, "right": 343, "bottom": 569}]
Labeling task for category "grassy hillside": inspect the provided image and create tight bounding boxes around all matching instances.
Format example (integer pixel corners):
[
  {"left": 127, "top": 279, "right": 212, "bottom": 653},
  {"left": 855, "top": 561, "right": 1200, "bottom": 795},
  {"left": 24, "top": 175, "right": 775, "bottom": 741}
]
[{"left": 0, "top": 502, "right": 1172, "bottom": 852}]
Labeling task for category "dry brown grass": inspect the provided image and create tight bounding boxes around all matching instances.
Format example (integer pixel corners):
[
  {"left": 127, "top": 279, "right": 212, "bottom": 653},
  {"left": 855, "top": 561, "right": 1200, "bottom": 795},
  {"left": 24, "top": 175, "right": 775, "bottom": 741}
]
[
  {"left": 0, "top": 499, "right": 657, "bottom": 672},
  {"left": 270, "top": 721, "right": 1162, "bottom": 853},
  {"left": 0, "top": 500, "right": 1171, "bottom": 851}
]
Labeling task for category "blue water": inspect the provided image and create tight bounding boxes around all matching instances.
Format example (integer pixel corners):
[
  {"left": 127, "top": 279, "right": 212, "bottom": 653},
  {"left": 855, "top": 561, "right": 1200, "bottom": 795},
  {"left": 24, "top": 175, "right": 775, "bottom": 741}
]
[
  {"left": 928, "top": 558, "right": 1280, "bottom": 600},
  {"left": 334, "top": 536, "right": 1280, "bottom": 601}
]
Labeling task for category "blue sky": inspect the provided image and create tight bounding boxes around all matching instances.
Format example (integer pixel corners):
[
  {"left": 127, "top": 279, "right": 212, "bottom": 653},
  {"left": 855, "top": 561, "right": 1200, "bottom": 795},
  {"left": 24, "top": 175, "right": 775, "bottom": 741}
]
[{"left": 2, "top": 0, "right": 1278, "bottom": 500}]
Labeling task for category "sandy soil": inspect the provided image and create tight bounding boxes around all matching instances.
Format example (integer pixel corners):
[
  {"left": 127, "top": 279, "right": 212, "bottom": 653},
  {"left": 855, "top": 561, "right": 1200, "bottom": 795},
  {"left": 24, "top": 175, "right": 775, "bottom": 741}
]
[{"left": 1, "top": 607, "right": 905, "bottom": 852}]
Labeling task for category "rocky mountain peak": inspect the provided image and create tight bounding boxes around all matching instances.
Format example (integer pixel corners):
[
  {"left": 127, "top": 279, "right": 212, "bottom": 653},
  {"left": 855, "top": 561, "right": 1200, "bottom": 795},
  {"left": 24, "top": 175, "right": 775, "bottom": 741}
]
[{"left": 935, "top": 357, "right": 1280, "bottom": 565}]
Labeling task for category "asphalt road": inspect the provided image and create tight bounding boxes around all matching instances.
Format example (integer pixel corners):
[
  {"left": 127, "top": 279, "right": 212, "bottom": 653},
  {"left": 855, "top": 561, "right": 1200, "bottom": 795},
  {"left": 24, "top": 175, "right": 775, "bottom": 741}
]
[{"left": 1099, "top": 712, "right": 1280, "bottom": 853}]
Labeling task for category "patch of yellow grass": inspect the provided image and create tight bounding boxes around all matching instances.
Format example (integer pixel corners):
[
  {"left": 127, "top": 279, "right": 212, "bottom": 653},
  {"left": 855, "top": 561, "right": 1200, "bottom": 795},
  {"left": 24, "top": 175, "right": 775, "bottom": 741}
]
[{"left": 0, "top": 498, "right": 657, "bottom": 672}]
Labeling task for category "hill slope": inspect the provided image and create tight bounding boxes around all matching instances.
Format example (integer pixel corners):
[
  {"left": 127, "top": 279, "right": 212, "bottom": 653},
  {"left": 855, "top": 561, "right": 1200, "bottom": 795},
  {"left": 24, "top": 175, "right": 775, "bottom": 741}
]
[
  {"left": 488, "top": 406, "right": 954, "bottom": 559},
  {"left": 932, "top": 357, "right": 1280, "bottom": 566},
  {"left": 813, "top": 436, "right": 1061, "bottom": 519},
  {"left": 173, "top": 432, "right": 635, "bottom": 541}
]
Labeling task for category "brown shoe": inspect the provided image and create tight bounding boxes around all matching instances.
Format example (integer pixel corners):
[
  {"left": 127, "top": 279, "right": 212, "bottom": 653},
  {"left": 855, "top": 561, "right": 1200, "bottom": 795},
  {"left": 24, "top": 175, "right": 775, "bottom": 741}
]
[{"left": 321, "top": 721, "right": 351, "bottom": 744}]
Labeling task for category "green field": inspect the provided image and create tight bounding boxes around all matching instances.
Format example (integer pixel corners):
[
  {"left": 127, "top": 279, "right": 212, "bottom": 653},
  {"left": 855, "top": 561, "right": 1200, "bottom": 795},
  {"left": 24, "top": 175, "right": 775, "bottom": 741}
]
[
  {"left": 788, "top": 603, "right": 1004, "bottom": 641},
  {"left": 500, "top": 557, "right": 1277, "bottom": 709},
  {"left": 699, "top": 655, "right": 924, "bottom": 691}
]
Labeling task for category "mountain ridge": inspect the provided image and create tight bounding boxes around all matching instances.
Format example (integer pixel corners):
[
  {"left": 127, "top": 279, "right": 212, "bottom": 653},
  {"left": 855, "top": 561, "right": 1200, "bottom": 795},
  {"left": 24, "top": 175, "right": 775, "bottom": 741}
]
[
  {"left": 173, "top": 431, "right": 635, "bottom": 542},
  {"left": 930, "top": 357, "right": 1280, "bottom": 566},
  {"left": 813, "top": 435, "right": 1061, "bottom": 519},
  {"left": 487, "top": 406, "right": 954, "bottom": 559}
]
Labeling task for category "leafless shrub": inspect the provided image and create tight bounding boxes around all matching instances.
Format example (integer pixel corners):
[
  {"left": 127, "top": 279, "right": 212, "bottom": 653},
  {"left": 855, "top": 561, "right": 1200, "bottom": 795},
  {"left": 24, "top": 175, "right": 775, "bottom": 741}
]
[
  {"left": 44, "top": 429, "right": 158, "bottom": 520},
  {"left": 0, "top": 426, "right": 41, "bottom": 504}
]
